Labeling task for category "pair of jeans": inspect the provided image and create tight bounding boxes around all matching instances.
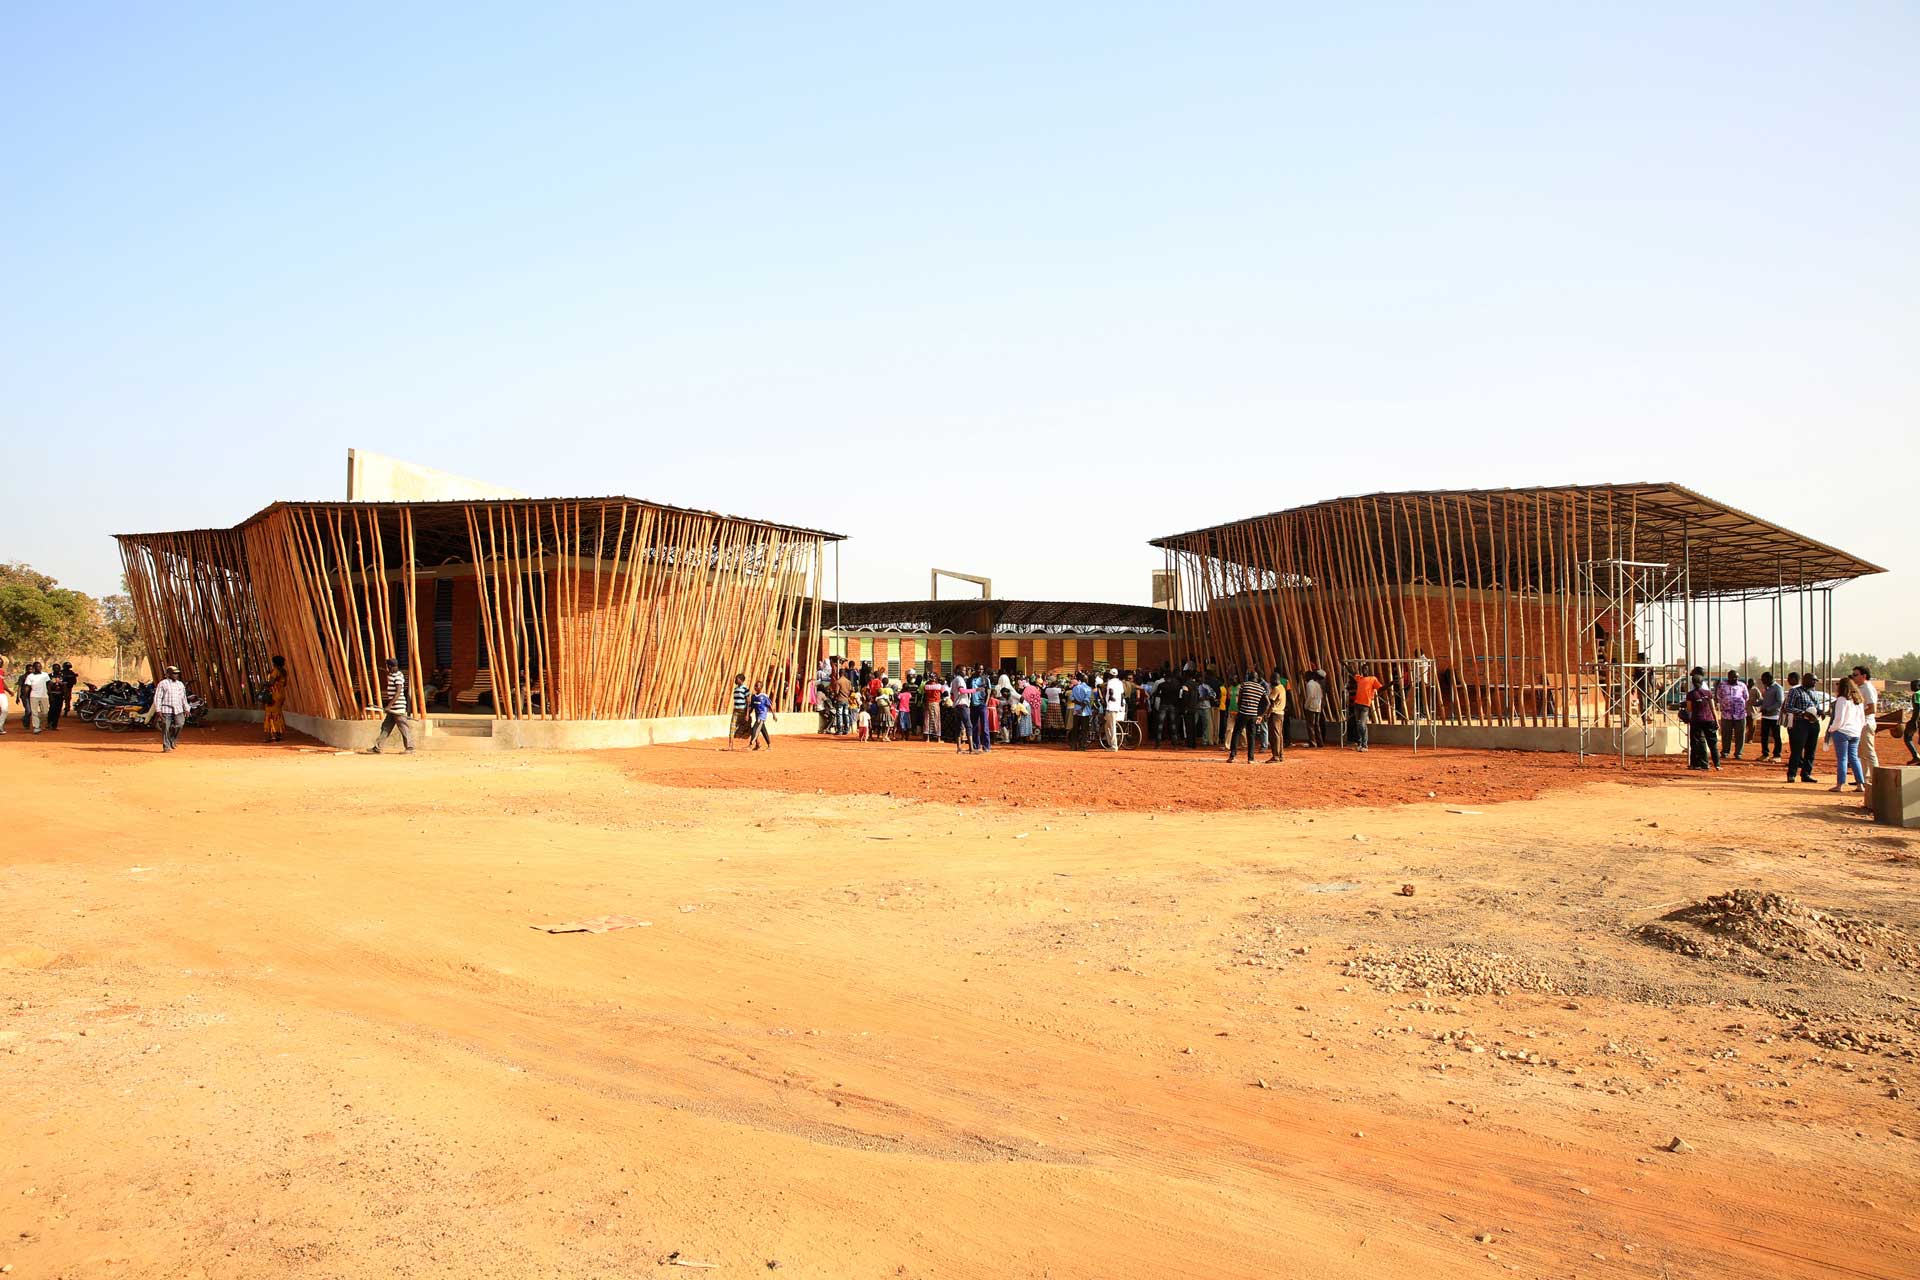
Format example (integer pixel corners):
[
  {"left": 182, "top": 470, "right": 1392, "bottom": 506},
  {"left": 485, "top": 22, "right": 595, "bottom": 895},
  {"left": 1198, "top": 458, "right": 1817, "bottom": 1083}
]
[
  {"left": 1786, "top": 719, "right": 1819, "bottom": 780},
  {"left": 159, "top": 711, "right": 184, "bottom": 751},
  {"left": 46, "top": 693, "right": 62, "bottom": 730},
  {"left": 952, "top": 704, "right": 973, "bottom": 748},
  {"left": 1832, "top": 731, "right": 1863, "bottom": 787},
  {"left": 1689, "top": 720, "right": 1720, "bottom": 768},
  {"left": 373, "top": 712, "right": 414, "bottom": 752},
  {"left": 1758, "top": 718, "right": 1781, "bottom": 759},
  {"left": 1720, "top": 717, "right": 1747, "bottom": 758},
  {"left": 1304, "top": 708, "right": 1325, "bottom": 746},
  {"left": 1153, "top": 704, "right": 1178, "bottom": 745},
  {"left": 1193, "top": 707, "right": 1214, "bottom": 747},
  {"left": 971, "top": 704, "right": 991, "bottom": 751},
  {"left": 1347, "top": 705, "right": 1371, "bottom": 750},
  {"left": 1228, "top": 715, "right": 1261, "bottom": 762}
]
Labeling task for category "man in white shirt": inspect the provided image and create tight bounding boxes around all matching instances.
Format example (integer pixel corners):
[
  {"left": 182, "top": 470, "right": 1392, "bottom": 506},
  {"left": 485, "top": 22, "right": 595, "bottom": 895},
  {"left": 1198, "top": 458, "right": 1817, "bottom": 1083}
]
[
  {"left": 150, "top": 664, "right": 190, "bottom": 752},
  {"left": 1301, "top": 671, "right": 1327, "bottom": 748},
  {"left": 1853, "top": 665, "right": 1880, "bottom": 776},
  {"left": 23, "top": 662, "right": 53, "bottom": 733},
  {"left": 1102, "top": 669, "right": 1127, "bottom": 751}
]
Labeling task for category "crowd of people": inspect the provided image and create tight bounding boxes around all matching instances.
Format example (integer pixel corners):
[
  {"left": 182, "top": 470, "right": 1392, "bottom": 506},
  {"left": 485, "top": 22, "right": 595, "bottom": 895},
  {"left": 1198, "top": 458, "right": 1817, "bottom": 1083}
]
[
  {"left": 0, "top": 660, "right": 80, "bottom": 734},
  {"left": 790, "top": 656, "right": 1405, "bottom": 760},
  {"left": 1679, "top": 664, "right": 1920, "bottom": 792}
]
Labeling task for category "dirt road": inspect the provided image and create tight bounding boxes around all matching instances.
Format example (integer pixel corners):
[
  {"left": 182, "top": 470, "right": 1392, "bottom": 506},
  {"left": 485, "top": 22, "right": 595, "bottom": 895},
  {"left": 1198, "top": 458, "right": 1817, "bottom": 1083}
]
[{"left": 4, "top": 725, "right": 1916, "bottom": 1278}]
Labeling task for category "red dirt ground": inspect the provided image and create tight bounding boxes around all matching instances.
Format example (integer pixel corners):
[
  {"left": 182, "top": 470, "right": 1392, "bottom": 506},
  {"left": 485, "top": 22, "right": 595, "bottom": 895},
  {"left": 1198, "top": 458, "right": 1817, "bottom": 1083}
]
[{"left": 620, "top": 732, "right": 1700, "bottom": 811}]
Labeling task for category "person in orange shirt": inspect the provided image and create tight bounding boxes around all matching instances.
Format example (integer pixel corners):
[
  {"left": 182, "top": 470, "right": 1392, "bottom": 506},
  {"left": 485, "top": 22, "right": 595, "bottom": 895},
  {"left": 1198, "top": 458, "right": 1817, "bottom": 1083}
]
[{"left": 1347, "top": 665, "right": 1383, "bottom": 752}]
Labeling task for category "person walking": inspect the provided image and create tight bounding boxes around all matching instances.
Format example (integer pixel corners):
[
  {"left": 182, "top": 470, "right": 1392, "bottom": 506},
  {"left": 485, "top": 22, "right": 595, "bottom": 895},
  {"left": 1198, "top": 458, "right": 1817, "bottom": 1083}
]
[
  {"left": 1346, "top": 665, "right": 1382, "bottom": 752},
  {"left": 1755, "top": 671, "right": 1783, "bottom": 761},
  {"left": 149, "top": 664, "right": 189, "bottom": 752},
  {"left": 748, "top": 683, "right": 776, "bottom": 749},
  {"left": 1227, "top": 669, "right": 1268, "bottom": 763},
  {"left": 1715, "top": 671, "right": 1749, "bottom": 760},
  {"left": 366, "top": 657, "right": 415, "bottom": 754},
  {"left": 727, "top": 672, "right": 752, "bottom": 750},
  {"left": 1683, "top": 670, "right": 1720, "bottom": 771},
  {"left": 1826, "top": 676, "right": 1867, "bottom": 793},
  {"left": 23, "top": 662, "right": 53, "bottom": 734},
  {"left": 1783, "top": 671, "right": 1821, "bottom": 783},
  {"left": 1265, "top": 670, "right": 1289, "bottom": 763},
  {"left": 0, "top": 657, "right": 10, "bottom": 734},
  {"left": 262, "top": 654, "right": 289, "bottom": 742}
]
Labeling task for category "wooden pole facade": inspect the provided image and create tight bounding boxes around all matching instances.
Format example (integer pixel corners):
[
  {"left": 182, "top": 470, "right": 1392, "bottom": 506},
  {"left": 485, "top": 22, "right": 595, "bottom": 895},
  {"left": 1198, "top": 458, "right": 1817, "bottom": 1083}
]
[{"left": 128, "top": 499, "right": 829, "bottom": 726}]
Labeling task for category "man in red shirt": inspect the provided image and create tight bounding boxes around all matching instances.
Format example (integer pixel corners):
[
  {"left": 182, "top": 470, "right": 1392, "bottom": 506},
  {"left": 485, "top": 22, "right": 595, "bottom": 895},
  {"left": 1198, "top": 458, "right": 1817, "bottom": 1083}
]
[{"left": 1347, "top": 666, "right": 1383, "bottom": 752}]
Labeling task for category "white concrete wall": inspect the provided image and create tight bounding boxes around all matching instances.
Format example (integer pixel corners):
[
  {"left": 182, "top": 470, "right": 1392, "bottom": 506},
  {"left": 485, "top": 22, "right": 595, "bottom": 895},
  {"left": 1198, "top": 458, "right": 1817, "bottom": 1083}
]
[
  {"left": 280, "top": 709, "right": 820, "bottom": 752},
  {"left": 344, "top": 449, "right": 525, "bottom": 501},
  {"left": 1363, "top": 722, "right": 1686, "bottom": 755}
]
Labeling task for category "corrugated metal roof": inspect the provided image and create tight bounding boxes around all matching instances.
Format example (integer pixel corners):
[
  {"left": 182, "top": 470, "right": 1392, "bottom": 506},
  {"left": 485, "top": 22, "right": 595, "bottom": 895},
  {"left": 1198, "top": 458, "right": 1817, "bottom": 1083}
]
[
  {"left": 121, "top": 495, "right": 844, "bottom": 543},
  {"left": 1150, "top": 482, "right": 1883, "bottom": 592}
]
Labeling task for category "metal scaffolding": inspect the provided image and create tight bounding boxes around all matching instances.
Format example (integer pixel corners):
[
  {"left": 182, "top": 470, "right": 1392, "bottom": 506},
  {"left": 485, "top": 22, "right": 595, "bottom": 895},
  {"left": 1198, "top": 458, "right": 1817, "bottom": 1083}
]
[{"left": 1575, "top": 558, "right": 1685, "bottom": 762}]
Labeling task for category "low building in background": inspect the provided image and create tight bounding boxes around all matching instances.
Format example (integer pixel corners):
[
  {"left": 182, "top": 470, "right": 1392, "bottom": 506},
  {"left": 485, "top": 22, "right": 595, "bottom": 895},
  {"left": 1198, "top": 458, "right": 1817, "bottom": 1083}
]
[{"left": 824, "top": 598, "right": 1172, "bottom": 679}]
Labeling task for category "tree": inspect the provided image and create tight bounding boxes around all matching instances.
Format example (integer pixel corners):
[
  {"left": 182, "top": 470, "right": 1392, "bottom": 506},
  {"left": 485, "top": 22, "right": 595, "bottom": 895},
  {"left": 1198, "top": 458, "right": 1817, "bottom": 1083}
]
[
  {"left": 0, "top": 562, "right": 109, "bottom": 661},
  {"left": 100, "top": 593, "right": 147, "bottom": 673}
]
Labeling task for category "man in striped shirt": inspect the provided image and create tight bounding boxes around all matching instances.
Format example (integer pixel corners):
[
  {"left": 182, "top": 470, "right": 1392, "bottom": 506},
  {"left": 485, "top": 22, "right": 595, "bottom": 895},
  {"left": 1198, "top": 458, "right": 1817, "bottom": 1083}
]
[
  {"left": 1227, "top": 670, "right": 1268, "bottom": 764},
  {"left": 367, "top": 658, "right": 415, "bottom": 754},
  {"left": 728, "top": 673, "right": 751, "bottom": 750}
]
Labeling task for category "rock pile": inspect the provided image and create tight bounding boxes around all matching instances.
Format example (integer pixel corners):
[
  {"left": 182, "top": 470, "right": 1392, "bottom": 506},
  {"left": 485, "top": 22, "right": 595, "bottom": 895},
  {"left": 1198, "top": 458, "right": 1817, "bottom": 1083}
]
[
  {"left": 1639, "top": 890, "right": 1920, "bottom": 973},
  {"left": 1341, "top": 946, "right": 1561, "bottom": 996}
]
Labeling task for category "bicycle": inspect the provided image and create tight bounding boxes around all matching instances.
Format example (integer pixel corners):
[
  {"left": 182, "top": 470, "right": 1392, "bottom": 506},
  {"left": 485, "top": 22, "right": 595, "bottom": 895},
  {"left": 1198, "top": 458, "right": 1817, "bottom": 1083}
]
[{"left": 1115, "top": 719, "right": 1141, "bottom": 750}]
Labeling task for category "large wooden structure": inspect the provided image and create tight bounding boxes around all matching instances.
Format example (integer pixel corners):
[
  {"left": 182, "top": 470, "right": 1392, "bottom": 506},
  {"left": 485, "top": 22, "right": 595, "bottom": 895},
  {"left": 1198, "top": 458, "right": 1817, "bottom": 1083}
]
[
  {"left": 118, "top": 498, "right": 838, "bottom": 724},
  {"left": 1152, "top": 483, "right": 1882, "bottom": 731}
]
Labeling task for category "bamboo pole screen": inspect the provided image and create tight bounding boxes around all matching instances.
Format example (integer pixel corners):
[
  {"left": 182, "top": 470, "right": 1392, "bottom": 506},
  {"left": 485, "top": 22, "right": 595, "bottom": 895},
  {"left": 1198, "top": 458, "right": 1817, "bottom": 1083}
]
[
  {"left": 117, "top": 529, "right": 270, "bottom": 708},
  {"left": 126, "top": 499, "right": 829, "bottom": 723},
  {"left": 1156, "top": 492, "right": 1631, "bottom": 728}
]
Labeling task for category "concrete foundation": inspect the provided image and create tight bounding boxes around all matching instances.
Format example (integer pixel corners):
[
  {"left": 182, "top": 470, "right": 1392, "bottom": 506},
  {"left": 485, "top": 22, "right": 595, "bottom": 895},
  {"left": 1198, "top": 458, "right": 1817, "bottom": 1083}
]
[
  {"left": 1870, "top": 765, "right": 1920, "bottom": 829},
  {"left": 275, "top": 709, "right": 822, "bottom": 752},
  {"left": 1361, "top": 722, "right": 1687, "bottom": 755}
]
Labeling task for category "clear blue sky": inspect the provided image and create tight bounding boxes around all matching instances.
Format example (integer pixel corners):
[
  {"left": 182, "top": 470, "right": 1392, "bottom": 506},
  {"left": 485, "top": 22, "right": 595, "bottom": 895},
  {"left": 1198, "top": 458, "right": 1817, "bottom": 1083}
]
[{"left": 4, "top": 2, "right": 1914, "bottom": 655}]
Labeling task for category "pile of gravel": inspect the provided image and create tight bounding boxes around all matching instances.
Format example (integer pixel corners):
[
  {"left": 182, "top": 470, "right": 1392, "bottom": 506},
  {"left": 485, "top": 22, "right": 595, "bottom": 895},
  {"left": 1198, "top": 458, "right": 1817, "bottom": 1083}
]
[
  {"left": 1340, "top": 946, "right": 1562, "bottom": 997},
  {"left": 1639, "top": 890, "right": 1920, "bottom": 973}
]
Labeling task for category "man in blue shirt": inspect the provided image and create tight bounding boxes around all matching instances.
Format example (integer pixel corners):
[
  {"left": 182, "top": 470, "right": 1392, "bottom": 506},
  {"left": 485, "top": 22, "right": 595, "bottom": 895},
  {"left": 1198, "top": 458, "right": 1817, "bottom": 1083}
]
[
  {"left": 748, "top": 684, "right": 776, "bottom": 750},
  {"left": 970, "top": 671, "right": 991, "bottom": 752},
  {"left": 1068, "top": 673, "right": 1094, "bottom": 750}
]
